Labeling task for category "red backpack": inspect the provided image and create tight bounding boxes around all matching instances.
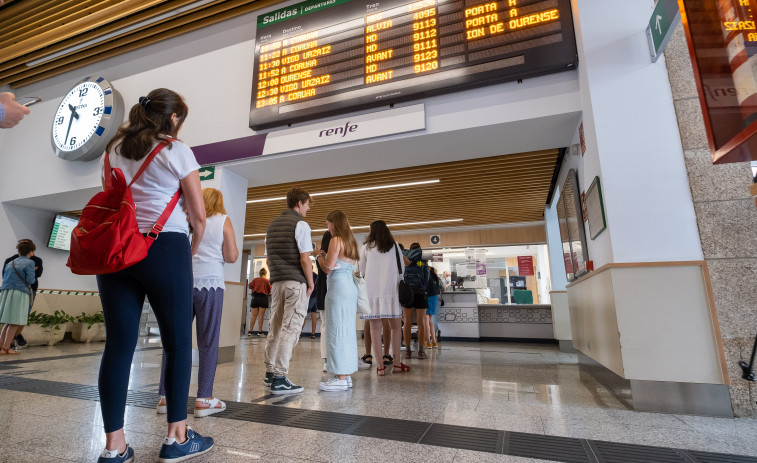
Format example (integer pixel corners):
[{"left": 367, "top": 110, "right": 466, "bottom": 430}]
[{"left": 67, "top": 140, "right": 181, "bottom": 275}]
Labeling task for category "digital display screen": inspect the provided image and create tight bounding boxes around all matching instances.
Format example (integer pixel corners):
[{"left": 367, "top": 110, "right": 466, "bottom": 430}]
[
  {"left": 249, "top": 0, "right": 577, "bottom": 129},
  {"left": 48, "top": 214, "right": 78, "bottom": 251}
]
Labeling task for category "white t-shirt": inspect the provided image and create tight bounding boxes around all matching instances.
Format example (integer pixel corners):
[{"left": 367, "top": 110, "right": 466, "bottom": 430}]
[
  {"left": 295, "top": 221, "right": 314, "bottom": 253},
  {"left": 102, "top": 140, "right": 199, "bottom": 235}
]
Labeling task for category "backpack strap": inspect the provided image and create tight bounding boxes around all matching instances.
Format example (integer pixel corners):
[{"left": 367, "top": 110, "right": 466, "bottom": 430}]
[
  {"left": 145, "top": 188, "right": 182, "bottom": 241},
  {"left": 128, "top": 138, "right": 175, "bottom": 188}
]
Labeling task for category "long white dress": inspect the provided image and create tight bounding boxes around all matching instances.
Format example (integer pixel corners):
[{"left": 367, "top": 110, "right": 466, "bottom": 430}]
[{"left": 358, "top": 243, "right": 404, "bottom": 319}]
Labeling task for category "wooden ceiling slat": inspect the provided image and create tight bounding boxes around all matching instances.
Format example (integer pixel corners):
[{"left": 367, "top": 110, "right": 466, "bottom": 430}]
[
  {"left": 5, "top": 0, "right": 281, "bottom": 87},
  {"left": 0, "top": 1, "right": 167, "bottom": 60},
  {"left": 243, "top": 151, "right": 559, "bottom": 236},
  {"left": 0, "top": 0, "right": 204, "bottom": 75},
  {"left": 0, "top": 0, "right": 98, "bottom": 44},
  {"left": 0, "top": 0, "right": 49, "bottom": 29}
]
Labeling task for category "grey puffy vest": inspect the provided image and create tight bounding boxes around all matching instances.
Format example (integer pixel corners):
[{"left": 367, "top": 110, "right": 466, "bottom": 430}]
[{"left": 266, "top": 209, "right": 307, "bottom": 284}]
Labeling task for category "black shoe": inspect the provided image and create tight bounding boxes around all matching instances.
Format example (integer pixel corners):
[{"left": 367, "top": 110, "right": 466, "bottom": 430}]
[
  {"left": 270, "top": 376, "right": 304, "bottom": 395},
  {"left": 14, "top": 334, "right": 27, "bottom": 347},
  {"left": 263, "top": 371, "right": 274, "bottom": 387},
  {"left": 247, "top": 331, "right": 255, "bottom": 336}
]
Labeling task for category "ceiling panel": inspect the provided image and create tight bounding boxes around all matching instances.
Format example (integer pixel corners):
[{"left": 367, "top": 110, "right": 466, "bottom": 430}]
[
  {"left": 244, "top": 150, "right": 560, "bottom": 237},
  {"left": 0, "top": 0, "right": 279, "bottom": 88}
]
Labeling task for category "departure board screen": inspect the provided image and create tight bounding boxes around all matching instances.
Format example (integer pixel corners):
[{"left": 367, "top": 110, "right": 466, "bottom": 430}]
[{"left": 249, "top": 0, "right": 577, "bottom": 129}]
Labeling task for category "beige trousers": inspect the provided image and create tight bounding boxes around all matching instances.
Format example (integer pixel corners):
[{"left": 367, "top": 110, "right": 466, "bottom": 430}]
[{"left": 264, "top": 280, "right": 308, "bottom": 376}]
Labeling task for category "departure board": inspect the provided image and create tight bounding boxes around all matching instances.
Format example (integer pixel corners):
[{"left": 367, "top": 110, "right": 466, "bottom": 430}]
[{"left": 249, "top": 0, "right": 577, "bottom": 129}]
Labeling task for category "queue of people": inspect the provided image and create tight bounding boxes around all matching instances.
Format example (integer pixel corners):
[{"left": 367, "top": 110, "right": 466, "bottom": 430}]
[{"left": 0, "top": 87, "right": 441, "bottom": 462}]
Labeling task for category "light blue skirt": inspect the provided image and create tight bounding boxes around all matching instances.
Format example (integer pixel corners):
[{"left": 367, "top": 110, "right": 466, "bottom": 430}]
[
  {"left": 325, "top": 262, "right": 358, "bottom": 375},
  {"left": 0, "top": 289, "right": 30, "bottom": 325}
]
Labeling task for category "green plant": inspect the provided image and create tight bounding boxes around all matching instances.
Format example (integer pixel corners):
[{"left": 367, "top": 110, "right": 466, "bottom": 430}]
[
  {"left": 28, "top": 310, "right": 74, "bottom": 334},
  {"left": 75, "top": 311, "right": 104, "bottom": 329}
]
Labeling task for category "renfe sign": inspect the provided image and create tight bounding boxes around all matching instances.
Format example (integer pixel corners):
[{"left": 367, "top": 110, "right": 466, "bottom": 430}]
[{"left": 679, "top": 0, "right": 757, "bottom": 163}]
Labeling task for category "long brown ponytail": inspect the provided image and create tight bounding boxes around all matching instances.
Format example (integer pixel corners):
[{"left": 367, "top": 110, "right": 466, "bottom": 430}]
[{"left": 105, "top": 88, "right": 188, "bottom": 160}]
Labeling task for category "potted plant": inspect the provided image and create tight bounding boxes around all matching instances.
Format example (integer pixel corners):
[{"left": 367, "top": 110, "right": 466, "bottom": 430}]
[
  {"left": 24, "top": 310, "right": 73, "bottom": 346},
  {"left": 72, "top": 311, "right": 106, "bottom": 343}
]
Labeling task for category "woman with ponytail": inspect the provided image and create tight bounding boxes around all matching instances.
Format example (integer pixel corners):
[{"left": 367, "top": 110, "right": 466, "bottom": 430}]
[{"left": 96, "top": 89, "right": 213, "bottom": 463}]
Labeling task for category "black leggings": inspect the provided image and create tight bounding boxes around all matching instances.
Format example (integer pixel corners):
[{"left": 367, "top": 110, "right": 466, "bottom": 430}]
[{"left": 97, "top": 232, "right": 193, "bottom": 432}]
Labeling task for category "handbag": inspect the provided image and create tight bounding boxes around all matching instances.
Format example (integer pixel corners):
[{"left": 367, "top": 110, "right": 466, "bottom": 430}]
[
  {"left": 11, "top": 259, "right": 35, "bottom": 308},
  {"left": 395, "top": 244, "right": 414, "bottom": 307},
  {"left": 353, "top": 273, "right": 371, "bottom": 316},
  {"left": 67, "top": 140, "right": 181, "bottom": 275}
]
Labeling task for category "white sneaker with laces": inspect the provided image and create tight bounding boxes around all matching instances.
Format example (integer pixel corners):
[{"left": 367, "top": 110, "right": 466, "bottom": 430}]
[
  {"left": 319, "top": 376, "right": 349, "bottom": 391},
  {"left": 357, "top": 359, "right": 371, "bottom": 370}
]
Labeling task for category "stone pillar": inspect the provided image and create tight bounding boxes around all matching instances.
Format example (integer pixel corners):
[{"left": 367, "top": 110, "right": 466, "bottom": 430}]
[{"left": 665, "top": 24, "right": 757, "bottom": 417}]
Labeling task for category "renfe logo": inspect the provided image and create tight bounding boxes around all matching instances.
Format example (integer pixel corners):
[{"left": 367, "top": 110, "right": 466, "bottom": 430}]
[{"left": 319, "top": 121, "right": 358, "bottom": 138}]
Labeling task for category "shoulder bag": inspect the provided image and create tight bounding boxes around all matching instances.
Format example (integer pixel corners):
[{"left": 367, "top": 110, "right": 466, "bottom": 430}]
[
  {"left": 353, "top": 273, "right": 371, "bottom": 316},
  {"left": 395, "top": 244, "right": 414, "bottom": 307}
]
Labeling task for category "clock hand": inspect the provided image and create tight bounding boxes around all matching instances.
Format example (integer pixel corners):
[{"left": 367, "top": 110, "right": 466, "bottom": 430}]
[{"left": 64, "top": 104, "right": 77, "bottom": 146}]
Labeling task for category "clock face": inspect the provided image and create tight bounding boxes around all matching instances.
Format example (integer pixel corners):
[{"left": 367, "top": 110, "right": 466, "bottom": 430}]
[
  {"left": 52, "top": 82, "right": 106, "bottom": 152},
  {"left": 51, "top": 76, "right": 123, "bottom": 162}
]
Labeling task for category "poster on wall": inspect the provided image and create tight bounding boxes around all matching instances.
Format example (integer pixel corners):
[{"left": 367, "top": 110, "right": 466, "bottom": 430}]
[
  {"left": 585, "top": 176, "right": 607, "bottom": 239},
  {"left": 517, "top": 256, "right": 534, "bottom": 276}
]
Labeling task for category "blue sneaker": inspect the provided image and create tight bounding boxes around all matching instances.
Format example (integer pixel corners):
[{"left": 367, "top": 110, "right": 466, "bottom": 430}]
[
  {"left": 97, "top": 445, "right": 134, "bottom": 463},
  {"left": 158, "top": 426, "right": 214, "bottom": 462}
]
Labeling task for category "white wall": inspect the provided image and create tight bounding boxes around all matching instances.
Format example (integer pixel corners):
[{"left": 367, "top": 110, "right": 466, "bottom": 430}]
[{"left": 569, "top": 0, "right": 703, "bottom": 264}]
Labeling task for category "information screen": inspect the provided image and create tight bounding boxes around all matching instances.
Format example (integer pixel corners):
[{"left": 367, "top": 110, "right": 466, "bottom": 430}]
[
  {"left": 249, "top": 0, "right": 577, "bottom": 129},
  {"left": 48, "top": 214, "right": 78, "bottom": 251}
]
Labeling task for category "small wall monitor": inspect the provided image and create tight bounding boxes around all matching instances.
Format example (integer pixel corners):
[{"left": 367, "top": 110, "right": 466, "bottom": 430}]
[{"left": 48, "top": 214, "right": 78, "bottom": 251}]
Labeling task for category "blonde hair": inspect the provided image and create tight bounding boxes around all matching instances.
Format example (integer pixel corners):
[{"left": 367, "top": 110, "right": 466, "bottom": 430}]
[
  {"left": 326, "top": 210, "right": 359, "bottom": 261},
  {"left": 203, "top": 188, "right": 226, "bottom": 217},
  {"left": 259, "top": 268, "right": 267, "bottom": 277}
]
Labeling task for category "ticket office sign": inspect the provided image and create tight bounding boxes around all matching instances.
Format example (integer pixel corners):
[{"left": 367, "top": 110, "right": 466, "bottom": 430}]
[{"left": 249, "top": 0, "right": 577, "bottom": 129}]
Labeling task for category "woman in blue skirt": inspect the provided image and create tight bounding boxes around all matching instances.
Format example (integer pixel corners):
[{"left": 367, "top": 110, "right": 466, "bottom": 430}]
[
  {"left": 0, "top": 240, "right": 36, "bottom": 355},
  {"left": 315, "top": 210, "right": 359, "bottom": 391}
]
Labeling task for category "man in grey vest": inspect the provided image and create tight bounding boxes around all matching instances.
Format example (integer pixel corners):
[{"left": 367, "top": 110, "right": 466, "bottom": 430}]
[{"left": 263, "top": 187, "right": 315, "bottom": 394}]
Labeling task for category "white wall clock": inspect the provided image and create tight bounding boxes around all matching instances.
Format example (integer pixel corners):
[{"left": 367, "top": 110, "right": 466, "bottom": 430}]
[{"left": 51, "top": 76, "right": 124, "bottom": 162}]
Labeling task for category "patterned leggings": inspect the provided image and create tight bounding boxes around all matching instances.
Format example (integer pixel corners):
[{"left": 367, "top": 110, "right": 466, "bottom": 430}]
[{"left": 159, "top": 287, "right": 224, "bottom": 398}]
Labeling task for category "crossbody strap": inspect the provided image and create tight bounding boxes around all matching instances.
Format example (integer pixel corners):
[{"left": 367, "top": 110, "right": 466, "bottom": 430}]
[
  {"left": 11, "top": 260, "right": 34, "bottom": 303},
  {"left": 394, "top": 243, "right": 403, "bottom": 276}
]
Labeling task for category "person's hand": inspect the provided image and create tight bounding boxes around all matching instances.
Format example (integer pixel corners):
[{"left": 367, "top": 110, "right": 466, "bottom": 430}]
[
  {"left": 306, "top": 283, "right": 314, "bottom": 297},
  {"left": 0, "top": 93, "right": 31, "bottom": 129}
]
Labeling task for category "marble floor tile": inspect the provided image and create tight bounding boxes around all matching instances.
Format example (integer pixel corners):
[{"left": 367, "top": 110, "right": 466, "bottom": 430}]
[
  {"left": 454, "top": 449, "right": 554, "bottom": 463},
  {"left": 324, "top": 435, "right": 457, "bottom": 463}
]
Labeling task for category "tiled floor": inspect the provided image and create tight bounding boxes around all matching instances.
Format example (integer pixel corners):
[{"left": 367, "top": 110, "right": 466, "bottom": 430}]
[{"left": 0, "top": 335, "right": 756, "bottom": 462}]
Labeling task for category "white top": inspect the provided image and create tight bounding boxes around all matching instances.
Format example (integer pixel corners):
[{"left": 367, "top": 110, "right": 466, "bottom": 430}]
[
  {"left": 358, "top": 242, "right": 405, "bottom": 319},
  {"left": 193, "top": 214, "right": 226, "bottom": 290},
  {"left": 102, "top": 140, "right": 200, "bottom": 235},
  {"left": 295, "top": 221, "right": 314, "bottom": 253}
]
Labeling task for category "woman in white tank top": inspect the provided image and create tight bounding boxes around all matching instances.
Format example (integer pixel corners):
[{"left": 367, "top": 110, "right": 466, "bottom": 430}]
[{"left": 157, "top": 188, "right": 239, "bottom": 418}]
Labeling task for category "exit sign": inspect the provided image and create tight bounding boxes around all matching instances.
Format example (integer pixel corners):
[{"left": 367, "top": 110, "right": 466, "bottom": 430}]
[
  {"left": 647, "top": 0, "right": 680, "bottom": 62},
  {"left": 198, "top": 165, "right": 215, "bottom": 181}
]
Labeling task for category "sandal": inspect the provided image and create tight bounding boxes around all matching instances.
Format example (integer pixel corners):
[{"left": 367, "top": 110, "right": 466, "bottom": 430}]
[
  {"left": 392, "top": 363, "right": 411, "bottom": 372},
  {"left": 376, "top": 366, "right": 386, "bottom": 376},
  {"left": 194, "top": 397, "right": 226, "bottom": 418},
  {"left": 360, "top": 354, "right": 373, "bottom": 364},
  {"left": 382, "top": 355, "right": 393, "bottom": 365}
]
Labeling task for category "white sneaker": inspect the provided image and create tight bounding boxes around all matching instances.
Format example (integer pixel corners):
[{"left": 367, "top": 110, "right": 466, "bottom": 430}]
[
  {"left": 346, "top": 376, "right": 352, "bottom": 388},
  {"left": 318, "top": 376, "right": 349, "bottom": 391},
  {"left": 156, "top": 396, "right": 167, "bottom": 415},
  {"left": 194, "top": 397, "right": 226, "bottom": 417},
  {"left": 358, "top": 359, "right": 371, "bottom": 370}
]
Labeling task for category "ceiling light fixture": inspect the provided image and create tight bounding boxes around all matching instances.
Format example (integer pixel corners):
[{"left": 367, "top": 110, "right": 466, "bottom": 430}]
[
  {"left": 244, "top": 218, "right": 463, "bottom": 237},
  {"left": 246, "top": 179, "right": 440, "bottom": 204},
  {"left": 25, "top": 0, "right": 218, "bottom": 67}
]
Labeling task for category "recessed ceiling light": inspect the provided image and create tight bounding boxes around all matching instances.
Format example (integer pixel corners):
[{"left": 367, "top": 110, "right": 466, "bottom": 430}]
[{"left": 246, "top": 179, "right": 440, "bottom": 204}]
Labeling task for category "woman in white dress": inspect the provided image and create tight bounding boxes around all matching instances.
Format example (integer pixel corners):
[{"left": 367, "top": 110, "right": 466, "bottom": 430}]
[{"left": 358, "top": 220, "right": 410, "bottom": 375}]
